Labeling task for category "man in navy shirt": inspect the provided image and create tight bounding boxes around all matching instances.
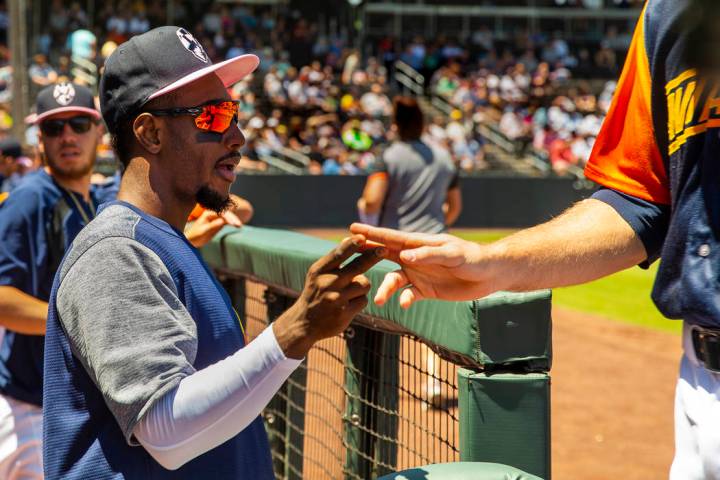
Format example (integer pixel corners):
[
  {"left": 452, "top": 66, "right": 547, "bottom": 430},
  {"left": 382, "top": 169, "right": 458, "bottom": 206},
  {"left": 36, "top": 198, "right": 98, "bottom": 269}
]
[
  {"left": 43, "top": 27, "right": 382, "bottom": 479},
  {"left": 352, "top": 1, "right": 720, "bottom": 478},
  {"left": 0, "top": 80, "right": 247, "bottom": 478},
  {"left": 0, "top": 81, "right": 103, "bottom": 479}
]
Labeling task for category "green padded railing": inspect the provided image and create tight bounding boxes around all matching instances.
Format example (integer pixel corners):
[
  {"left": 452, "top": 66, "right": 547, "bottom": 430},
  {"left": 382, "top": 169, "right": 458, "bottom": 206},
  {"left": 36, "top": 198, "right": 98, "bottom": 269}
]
[{"left": 202, "top": 226, "right": 553, "bottom": 479}]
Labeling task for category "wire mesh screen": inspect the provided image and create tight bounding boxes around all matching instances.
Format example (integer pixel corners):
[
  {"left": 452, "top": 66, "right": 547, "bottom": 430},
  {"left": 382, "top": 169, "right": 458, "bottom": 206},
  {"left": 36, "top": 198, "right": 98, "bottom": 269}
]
[{"left": 223, "top": 274, "right": 460, "bottom": 479}]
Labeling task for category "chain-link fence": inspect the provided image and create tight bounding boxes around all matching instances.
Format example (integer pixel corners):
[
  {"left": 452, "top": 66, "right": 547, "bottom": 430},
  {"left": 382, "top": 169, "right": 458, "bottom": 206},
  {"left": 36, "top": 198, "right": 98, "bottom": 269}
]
[{"left": 220, "top": 274, "right": 461, "bottom": 479}]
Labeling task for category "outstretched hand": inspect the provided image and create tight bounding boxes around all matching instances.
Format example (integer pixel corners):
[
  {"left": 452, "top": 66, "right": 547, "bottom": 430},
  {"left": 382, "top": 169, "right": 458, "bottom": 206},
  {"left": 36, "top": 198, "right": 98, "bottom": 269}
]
[{"left": 350, "top": 223, "right": 497, "bottom": 308}]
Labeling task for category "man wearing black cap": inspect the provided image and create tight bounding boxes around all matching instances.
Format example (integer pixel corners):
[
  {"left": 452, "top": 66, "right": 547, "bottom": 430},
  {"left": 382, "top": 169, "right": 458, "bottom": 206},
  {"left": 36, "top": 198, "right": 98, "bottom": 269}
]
[
  {"left": 43, "top": 26, "right": 382, "bottom": 479},
  {"left": 0, "top": 137, "right": 34, "bottom": 195},
  {"left": 0, "top": 81, "right": 102, "bottom": 479}
]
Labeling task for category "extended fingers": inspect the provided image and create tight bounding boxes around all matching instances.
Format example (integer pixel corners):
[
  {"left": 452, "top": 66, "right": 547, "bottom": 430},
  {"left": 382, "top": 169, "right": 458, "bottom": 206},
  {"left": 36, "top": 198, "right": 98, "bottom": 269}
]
[
  {"left": 220, "top": 209, "right": 243, "bottom": 228},
  {"left": 198, "top": 216, "right": 226, "bottom": 235},
  {"left": 339, "top": 247, "right": 386, "bottom": 278},
  {"left": 374, "top": 269, "right": 410, "bottom": 306},
  {"left": 312, "top": 235, "right": 366, "bottom": 273},
  {"left": 350, "top": 224, "right": 442, "bottom": 252},
  {"left": 398, "top": 286, "right": 424, "bottom": 309},
  {"left": 338, "top": 275, "right": 372, "bottom": 301},
  {"left": 398, "top": 244, "right": 464, "bottom": 267}
]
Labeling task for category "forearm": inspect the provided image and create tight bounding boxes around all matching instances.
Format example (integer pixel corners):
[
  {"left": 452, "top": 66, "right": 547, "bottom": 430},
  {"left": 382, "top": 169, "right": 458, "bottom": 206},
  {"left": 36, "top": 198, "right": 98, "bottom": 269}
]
[
  {"left": 133, "top": 326, "right": 301, "bottom": 470},
  {"left": 361, "top": 197, "right": 383, "bottom": 215},
  {"left": 485, "top": 199, "right": 647, "bottom": 292},
  {"left": 0, "top": 286, "right": 47, "bottom": 335},
  {"left": 445, "top": 203, "right": 461, "bottom": 227}
]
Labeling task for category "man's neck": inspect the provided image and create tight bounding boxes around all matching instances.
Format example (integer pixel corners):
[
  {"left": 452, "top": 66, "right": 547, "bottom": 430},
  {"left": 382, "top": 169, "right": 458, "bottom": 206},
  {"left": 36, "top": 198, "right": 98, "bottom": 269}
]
[
  {"left": 46, "top": 167, "right": 92, "bottom": 201},
  {"left": 116, "top": 159, "right": 193, "bottom": 232}
]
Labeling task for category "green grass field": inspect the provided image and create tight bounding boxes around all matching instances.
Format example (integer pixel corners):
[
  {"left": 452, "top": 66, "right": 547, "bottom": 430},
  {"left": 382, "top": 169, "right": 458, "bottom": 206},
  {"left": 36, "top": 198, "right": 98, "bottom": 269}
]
[{"left": 328, "top": 229, "right": 679, "bottom": 334}]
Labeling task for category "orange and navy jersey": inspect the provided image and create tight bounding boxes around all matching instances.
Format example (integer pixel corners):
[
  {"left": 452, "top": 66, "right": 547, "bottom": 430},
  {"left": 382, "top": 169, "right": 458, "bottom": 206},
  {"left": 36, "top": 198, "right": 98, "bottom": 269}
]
[{"left": 586, "top": 0, "right": 720, "bottom": 325}]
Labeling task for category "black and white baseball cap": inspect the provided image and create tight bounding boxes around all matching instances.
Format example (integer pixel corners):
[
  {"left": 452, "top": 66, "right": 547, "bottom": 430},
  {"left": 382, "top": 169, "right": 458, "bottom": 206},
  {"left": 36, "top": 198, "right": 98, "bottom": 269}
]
[
  {"left": 34, "top": 82, "right": 101, "bottom": 124},
  {"left": 100, "top": 26, "right": 259, "bottom": 134}
]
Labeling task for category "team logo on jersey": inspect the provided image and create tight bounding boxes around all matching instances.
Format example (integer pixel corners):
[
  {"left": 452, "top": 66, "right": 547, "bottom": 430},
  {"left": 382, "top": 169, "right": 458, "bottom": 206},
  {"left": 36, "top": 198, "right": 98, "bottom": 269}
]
[
  {"left": 666, "top": 69, "right": 720, "bottom": 155},
  {"left": 176, "top": 28, "right": 209, "bottom": 63},
  {"left": 53, "top": 83, "right": 76, "bottom": 106}
]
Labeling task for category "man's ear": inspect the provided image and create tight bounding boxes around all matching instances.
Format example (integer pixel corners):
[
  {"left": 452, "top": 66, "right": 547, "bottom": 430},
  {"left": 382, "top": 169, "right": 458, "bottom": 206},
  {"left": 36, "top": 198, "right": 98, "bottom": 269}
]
[{"left": 133, "top": 113, "right": 163, "bottom": 154}]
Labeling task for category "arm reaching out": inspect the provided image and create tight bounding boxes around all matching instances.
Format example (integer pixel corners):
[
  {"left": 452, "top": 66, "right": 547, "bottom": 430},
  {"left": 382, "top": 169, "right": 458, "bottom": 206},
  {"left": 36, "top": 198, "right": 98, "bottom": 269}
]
[{"left": 350, "top": 198, "right": 647, "bottom": 308}]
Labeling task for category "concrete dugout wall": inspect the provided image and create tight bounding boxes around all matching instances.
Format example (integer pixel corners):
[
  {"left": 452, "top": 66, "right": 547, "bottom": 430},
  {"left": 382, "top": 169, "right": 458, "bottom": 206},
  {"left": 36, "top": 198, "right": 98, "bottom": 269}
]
[{"left": 231, "top": 175, "right": 595, "bottom": 228}]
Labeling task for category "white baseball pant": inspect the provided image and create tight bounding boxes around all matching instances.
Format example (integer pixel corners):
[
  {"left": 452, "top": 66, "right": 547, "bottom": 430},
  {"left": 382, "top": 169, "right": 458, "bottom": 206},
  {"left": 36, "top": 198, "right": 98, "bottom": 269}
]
[{"left": 670, "top": 322, "right": 720, "bottom": 480}]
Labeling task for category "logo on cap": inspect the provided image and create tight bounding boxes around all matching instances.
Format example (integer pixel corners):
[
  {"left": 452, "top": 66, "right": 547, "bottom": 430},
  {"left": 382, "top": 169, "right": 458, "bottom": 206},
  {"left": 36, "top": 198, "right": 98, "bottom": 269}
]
[
  {"left": 176, "top": 28, "right": 209, "bottom": 63},
  {"left": 53, "top": 83, "right": 76, "bottom": 106}
]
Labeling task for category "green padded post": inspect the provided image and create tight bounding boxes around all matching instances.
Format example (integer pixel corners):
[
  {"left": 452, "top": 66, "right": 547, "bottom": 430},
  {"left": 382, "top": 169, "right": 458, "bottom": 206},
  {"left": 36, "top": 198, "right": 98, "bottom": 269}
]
[{"left": 458, "top": 370, "right": 550, "bottom": 480}]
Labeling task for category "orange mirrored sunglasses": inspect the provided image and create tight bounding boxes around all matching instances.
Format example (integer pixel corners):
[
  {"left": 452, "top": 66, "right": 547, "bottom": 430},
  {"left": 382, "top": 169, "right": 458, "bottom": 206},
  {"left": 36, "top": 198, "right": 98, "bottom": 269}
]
[{"left": 144, "top": 100, "right": 240, "bottom": 134}]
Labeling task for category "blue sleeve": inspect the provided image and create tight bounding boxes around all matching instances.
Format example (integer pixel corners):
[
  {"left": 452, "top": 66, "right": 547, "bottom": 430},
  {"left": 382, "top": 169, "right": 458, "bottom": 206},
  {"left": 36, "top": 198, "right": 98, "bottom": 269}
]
[
  {"left": 591, "top": 187, "right": 670, "bottom": 268},
  {"left": 93, "top": 172, "right": 121, "bottom": 206},
  {"left": 0, "top": 189, "right": 41, "bottom": 291}
]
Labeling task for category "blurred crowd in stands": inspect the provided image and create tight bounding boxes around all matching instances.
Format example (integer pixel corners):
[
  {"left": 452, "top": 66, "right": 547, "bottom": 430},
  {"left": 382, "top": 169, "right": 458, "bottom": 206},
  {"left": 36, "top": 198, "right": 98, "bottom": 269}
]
[
  {"left": 0, "top": 0, "right": 638, "bottom": 182},
  {"left": 431, "top": 59, "right": 616, "bottom": 175}
]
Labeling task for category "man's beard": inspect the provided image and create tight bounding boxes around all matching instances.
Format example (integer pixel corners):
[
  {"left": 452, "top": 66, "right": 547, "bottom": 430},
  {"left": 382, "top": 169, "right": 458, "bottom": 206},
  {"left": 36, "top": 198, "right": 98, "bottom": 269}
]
[
  {"left": 45, "top": 154, "right": 94, "bottom": 180},
  {"left": 196, "top": 184, "right": 232, "bottom": 214},
  {"left": 44, "top": 148, "right": 95, "bottom": 180}
]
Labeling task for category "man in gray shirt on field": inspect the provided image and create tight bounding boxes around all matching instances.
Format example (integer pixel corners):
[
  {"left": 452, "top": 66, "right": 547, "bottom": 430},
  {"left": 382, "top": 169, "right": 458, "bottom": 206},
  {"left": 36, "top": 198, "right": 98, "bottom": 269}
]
[{"left": 357, "top": 96, "right": 462, "bottom": 234}]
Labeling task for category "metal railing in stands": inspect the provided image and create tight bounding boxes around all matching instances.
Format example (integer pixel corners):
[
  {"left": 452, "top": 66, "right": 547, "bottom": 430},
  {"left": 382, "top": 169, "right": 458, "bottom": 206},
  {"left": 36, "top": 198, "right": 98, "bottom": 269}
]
[
  {"left": 70, "top": 55, "right": 98, "bottom": 89},
  {"left": 394, "top": 61, "right": 425, "bottom": 96},
  {"left": 253, "top": 141, "right": 312, "bottom": 175},
  {"left": 270, "top": 145, "right": 311, "bottom": 168},
  {"left": 430, "top": 94, "right": 454, "bottom": 116},
  {"left": 258, "top": 154, "right": 305, "bottom": 175}
]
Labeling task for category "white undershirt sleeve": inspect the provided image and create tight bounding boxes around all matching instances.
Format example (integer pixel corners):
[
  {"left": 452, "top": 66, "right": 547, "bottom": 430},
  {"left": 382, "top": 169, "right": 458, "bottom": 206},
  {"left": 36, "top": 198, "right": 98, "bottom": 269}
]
[{"left": 132, "top": 325, "right": 302, "bottom": 470}]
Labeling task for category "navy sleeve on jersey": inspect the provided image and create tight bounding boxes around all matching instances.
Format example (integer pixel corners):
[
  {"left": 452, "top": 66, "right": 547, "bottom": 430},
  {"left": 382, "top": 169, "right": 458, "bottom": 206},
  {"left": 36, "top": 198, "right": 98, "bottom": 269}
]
[
  {"left": 0, "top": 189, "right": 40, "bottom": 291},
  {"left": 591, "top": 187, "right": 670, "bottom": 267}
]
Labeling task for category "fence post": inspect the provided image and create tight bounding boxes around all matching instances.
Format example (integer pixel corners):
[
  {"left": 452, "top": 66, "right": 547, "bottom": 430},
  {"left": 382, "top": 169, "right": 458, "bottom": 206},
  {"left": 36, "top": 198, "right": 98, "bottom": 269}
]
[
  {"left": 265, "top": 288, "right": 307, "bottom": 480},
  {"left": 344, "top": 325, "right": 398, "bottom": 479},
  {"left": 457, "top": 369, "right": 551, "bottom": 479}
]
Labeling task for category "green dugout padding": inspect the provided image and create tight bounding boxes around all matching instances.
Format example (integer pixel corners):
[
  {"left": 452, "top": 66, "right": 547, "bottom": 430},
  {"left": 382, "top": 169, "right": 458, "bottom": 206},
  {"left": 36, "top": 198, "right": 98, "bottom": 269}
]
[
  {"left": 458, "top": 370, "right": 550, "bottom": 480},
  {"left": 378, "top": 462, "right": 542, "bottom": 480},
  {"left": 202, "top": 226, "right": 552, "bottom": 370}
]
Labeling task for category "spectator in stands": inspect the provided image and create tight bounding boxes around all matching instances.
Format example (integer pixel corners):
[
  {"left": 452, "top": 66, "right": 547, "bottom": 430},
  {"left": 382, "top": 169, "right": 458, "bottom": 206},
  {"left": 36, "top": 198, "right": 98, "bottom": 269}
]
[
  {"left": 360, "top": 83, "right": 392, "bottom": 118},
  {"left": 128, "top": 7, "right": 151, "bottom": 36},
  {"left": 28, "top": 53, "right": 57, "bottom": 94},
  {"left": 0, "top": 137, "right": 34, "bottom": 193},
  {"left": 548, "top": 133, "right": 578, "bottom": 175}
]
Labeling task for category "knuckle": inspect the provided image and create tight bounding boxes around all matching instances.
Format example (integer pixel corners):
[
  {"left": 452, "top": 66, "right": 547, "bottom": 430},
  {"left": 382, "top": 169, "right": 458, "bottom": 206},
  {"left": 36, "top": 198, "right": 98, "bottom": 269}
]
[
  {"left": 323, "top": 291, "right": 341, "bottom": 303},
  {"left": 333, "top": 245, "right": 347, "bottom": 259},
  {"left": 317, "top": 275, "right": 337, "bottom": 290},
  {"left": 307, "top": 265, "right": 320, "bottom": 278},
  {"left": 355, "top": 276, "right": 371, "bottom": 289}
]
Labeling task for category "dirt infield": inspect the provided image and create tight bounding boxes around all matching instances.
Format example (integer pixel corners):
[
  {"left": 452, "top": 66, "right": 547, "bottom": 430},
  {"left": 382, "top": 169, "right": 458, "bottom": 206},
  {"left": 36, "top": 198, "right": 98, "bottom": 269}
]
[{"left": 551, "top": 306, "right": 680, "bottom": 480}]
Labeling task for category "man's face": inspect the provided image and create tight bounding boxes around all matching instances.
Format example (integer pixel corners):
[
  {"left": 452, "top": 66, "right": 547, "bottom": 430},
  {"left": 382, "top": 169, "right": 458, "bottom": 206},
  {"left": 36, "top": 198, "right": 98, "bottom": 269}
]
[
  {"left": 152, "top": 74, "right": 245, "bottom": 213},
  {"left": 0, "top": 155, "right": 15, "bottom": 177},
  {"left": 38, "top": 112, "right": 100, "bottom": 181}
]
